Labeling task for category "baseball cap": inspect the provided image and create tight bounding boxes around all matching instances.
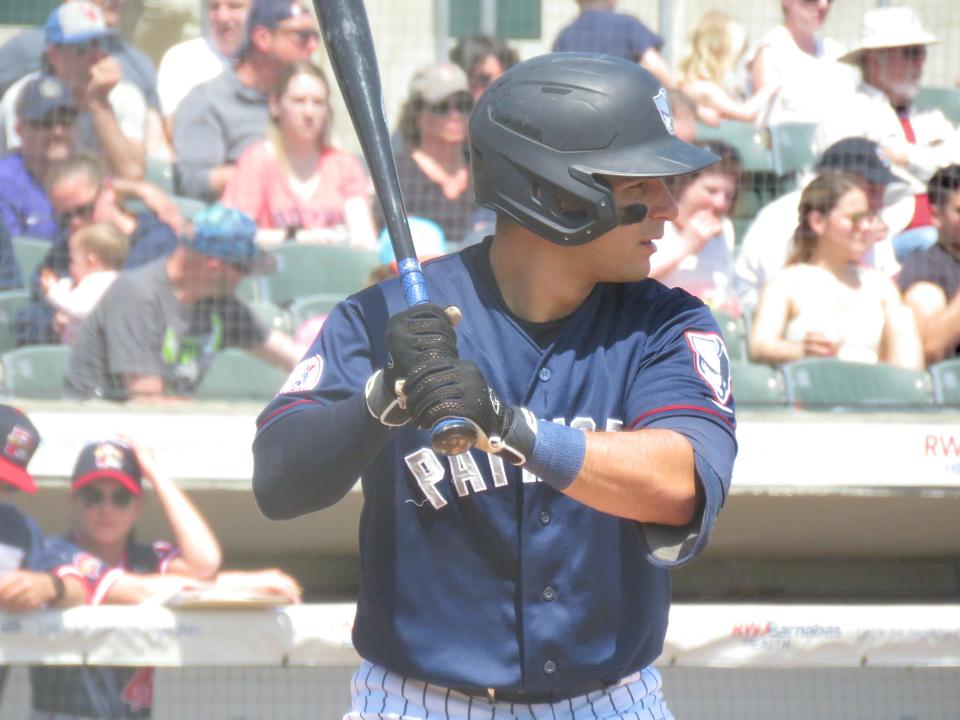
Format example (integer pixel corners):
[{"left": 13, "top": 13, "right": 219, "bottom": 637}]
[
  {"left": 45, "top": 0, "right": 115, "bottom": 47},
  {"left": 71, "top": 440, "right": 142, "bottom": 495},
  {"left": 410, "top": 63, "right": 470, "bottom": 104},
  {"left": 377, "top": 217, "right": 447, "bottom": 269},
  {"left": 187, "top": 203, "right": 276, "bottom": 275},
  {"left": 0, "top": 406, "right": 41, "bottom": 494},
  {"left": 237, "top": 0, "right": 311, "bottom": 58},
  {"left": 816, "top": 137, "right": 899, "bottom": 186},
  {"left": 16, "top": 75, "right": 76, "bottom": 122}
]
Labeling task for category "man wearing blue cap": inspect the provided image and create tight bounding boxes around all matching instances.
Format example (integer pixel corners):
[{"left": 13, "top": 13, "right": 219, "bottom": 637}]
[
  {"left": 66, "top": 204, "right": 302, "bottom": 400},
  {"left": 173, "top": 0, "right": 317, "bottom": 201},
  {"left": 0, "top": 0, "right": 147, "bottom": 180}
]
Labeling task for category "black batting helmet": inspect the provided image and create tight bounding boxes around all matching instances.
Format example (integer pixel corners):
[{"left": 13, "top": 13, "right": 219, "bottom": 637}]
[{"left": 469, "top": 52, "right": 719, "bottom": 245}]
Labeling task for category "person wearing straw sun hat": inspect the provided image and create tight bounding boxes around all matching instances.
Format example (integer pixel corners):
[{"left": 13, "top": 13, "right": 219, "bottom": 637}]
[{"left": 813, "top": 6, "right": 960, "bottom": 264}]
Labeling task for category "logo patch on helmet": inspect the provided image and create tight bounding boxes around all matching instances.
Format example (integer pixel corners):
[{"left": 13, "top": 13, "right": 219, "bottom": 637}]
[{"left": 652, "top": 88, "right": 675, "bottom": 136}]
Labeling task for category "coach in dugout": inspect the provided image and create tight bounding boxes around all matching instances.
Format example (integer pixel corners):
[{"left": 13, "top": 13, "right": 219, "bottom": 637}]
[{"left": 66, "top": 203, "right": 302, "bottom": 400}]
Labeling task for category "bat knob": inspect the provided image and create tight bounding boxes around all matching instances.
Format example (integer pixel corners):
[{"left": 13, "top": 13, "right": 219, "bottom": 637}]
[{"left": 430, "top": 418, "right": 478, "bottom": 456}]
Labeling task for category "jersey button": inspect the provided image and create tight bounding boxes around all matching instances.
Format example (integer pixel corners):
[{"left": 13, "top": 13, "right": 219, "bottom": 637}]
[
  {"left": 538, "top": 367, "right": 552, "bottom": 382},
  {"left": 543, "top": 660, "right": 557, "bottom": 675},
  {"left": 541, "top": 586, "right": 556, "bottom": 601},
  {"left": 538, "top": 510, "right": 551, "bottom": 526}
]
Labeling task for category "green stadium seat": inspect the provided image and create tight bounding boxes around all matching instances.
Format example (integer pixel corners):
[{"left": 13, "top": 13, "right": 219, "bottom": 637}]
[
  {"left": 915, "top": 86, "right": 960, "bottom": 126},
  {"left": 12, "top": 236, "right": 51, "bottom": 284},
  {"left": 711, "top": 309, "right": 748, "bottom": 362},
  {"left": 782, "top": 358, "right": 934, "bottom": 409},
  {"left": 145, "top": 158, "right": 176, "bottom": 195},
  {"left": 192, "top": 349, "right": 288, "bottom": 401},
  {"left": 929, "top": 359, "right": 960, "bottom": 407},
  {"left": 288, "top": 293, "right": 343, "bottom": 330},
  {"left": 265, "top": 244, "right": 377, "bottom": 307},
  {"left": 768, "top": 122, "right": 818, "bottom": 178},
  {"left": 695, "top": 121, "right": 772, "bottom": 172},
  {"left": 248, "top": 300, "right": 292, "bottom": 334},
  {"left": 0, "top": 289, "right": 30, "bottom": 353},
  {"left": 731, "top": 361, "right": 787, "bottom": 407},
  {"left": 2, "top": 344, "right": 71, "bottom": 399}
]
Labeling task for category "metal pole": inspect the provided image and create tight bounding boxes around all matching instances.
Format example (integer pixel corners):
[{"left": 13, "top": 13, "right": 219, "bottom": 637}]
[
  {"left": 480, "top": 0, "right": 497, "bottom": 36},
  {"left": 658, "top": 0, "right": 673, "bottom": 66},
  {"left": 434, "top": 0, "right": 450, "bottom": 63}
]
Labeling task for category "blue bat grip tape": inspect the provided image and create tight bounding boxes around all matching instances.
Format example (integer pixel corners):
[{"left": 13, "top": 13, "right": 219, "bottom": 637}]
[{"left": 397, "top": 257, "right": 429, "bottom": 306}]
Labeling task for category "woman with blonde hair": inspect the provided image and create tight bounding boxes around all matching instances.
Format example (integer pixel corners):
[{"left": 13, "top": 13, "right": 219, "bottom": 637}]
[
  {"left": 749, "top": 172, "right": 923, "bottom": 367},
  {"left": 678, "top": 11, "right": 779, "bottom": 125},
  {"left": 222, "top": 61, "right": 376, "bottom": 247}
]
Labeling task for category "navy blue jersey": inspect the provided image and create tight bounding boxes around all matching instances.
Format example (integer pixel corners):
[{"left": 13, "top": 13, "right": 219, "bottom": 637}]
[
  {"left": 257, "top": 241, "right": 736, "bottom": 692},
  {"left": 31, "top": 535, "right": 177, "bottom": 718},
  {"left": 0, "top": 502, "right": 51, "bottom": 572}
]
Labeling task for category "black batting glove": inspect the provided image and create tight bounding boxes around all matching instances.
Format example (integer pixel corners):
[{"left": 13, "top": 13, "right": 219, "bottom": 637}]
[
  {"left": 366, "top": 304, "right": 461, "bottom": 428},
  {"left": 404, "top": 359, "right": 537, "bottom": 465}
]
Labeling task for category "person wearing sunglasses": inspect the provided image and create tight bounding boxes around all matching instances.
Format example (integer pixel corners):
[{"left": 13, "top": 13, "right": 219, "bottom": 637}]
[
  {"left": 221, "top": 61, "right": 377, "bottom": 248},
  {"left": 173, "top": 0, "right": 317, "bottom": 203},
  {"left": 381, "top": 63, "right": 479, "bottom": 250},
  {"left": 0, "top": 1, "right": 149, "bottom": 181},
  {"left": 748, "top": 0, "right": 853, "bottom": 127},
  {"left": 749, "top": 171, "right": 923, "bottom": 369},
  {"left": 449, "top": 34, "right": 519, "bottom": 102},
  {"left": 30, "top": 437, "right": 221, "bottom": 719},
  {"left": 814, "top": 6, "right": 960, "bottom": 265}
]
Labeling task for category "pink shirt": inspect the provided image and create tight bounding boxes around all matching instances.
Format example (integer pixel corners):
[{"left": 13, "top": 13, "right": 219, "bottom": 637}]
[{"left": 222, "top": 140, "right": 372, "bottom": 230}]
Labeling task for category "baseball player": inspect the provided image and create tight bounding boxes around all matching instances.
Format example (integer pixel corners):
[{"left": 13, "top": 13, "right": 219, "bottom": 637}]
[{"left": 253, "top": 53, "right": 737, "bottom": 719}]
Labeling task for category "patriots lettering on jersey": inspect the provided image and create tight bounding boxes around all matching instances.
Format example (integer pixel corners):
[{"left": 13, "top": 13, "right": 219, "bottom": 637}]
[
  {"left": 684, "top": 331, "right": 733, "bottom": 411},
  {"left": 403, "top": 418, "right": 622, "bottom": 509},
  {"left": 280, "top": 355, "right": 324, "bottom": 394}
]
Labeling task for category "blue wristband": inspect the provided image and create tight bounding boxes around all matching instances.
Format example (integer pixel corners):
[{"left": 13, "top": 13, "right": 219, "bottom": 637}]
[{"left": 524, "top": 419, "right": 587, "bottom": 491}]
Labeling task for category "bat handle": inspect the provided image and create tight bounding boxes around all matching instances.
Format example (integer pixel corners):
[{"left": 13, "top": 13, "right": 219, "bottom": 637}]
[{"left": 397, "top": 258, "right": 478, "bottom": 457}]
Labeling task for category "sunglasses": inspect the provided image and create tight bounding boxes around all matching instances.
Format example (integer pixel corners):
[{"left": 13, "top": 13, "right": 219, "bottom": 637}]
[
  {"left": 470, "top": 72, "right": 494, "bottom": 90},
  {"left": 60, "top": 39, "right": 105, "bottom": 56},
  {"left": 77, "top": 485, "right": 135, "bottom": 508},
  {"left": 427, "top": 95, "right": 473, "bottom": 117},
  {"left": 278, "top": 28, "right": 319, "bottom": 45},
  {"left": 57, "top": 188, "right": 101, "bottom": 229},
  {"left": 28, "top": 110, "right": 78, "bottom": 131},
  {"left": 849, "top": 209, "right": 879, "bottom": 228},
  {"left": 894, "top": 45, "right": 927, "bottom": 61}
]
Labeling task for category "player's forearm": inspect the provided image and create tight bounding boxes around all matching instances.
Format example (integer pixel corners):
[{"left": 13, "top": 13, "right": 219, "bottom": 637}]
[
  {"left": 252, "top": 393, "right": 391, "bottom": 519},
  {"left": 563, "top": 429, "right": 699, "bottom": 525}
]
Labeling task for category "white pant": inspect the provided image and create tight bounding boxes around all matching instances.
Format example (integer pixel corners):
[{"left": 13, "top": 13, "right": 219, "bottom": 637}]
[{"left": 343, "top": 660, "right": 674, "bottom": 720}]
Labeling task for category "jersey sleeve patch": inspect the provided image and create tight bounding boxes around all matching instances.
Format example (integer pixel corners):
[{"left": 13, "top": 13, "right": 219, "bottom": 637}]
[
  {"left": 279, "top": 354, "right": 324, "bottom": 394},
  {"left": 684, "top": 331, "right": 732, "bottom": 407}
]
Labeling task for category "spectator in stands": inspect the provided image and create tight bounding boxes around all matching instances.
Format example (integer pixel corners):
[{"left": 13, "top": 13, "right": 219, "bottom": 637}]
[
  {"left": 898, "top": 165, "right": 960, "bottom": 363},
  {"left": 449, "top": 34, "right": 519, "bottom": 102},
  {"left": 15, "top": 153, "right": 179, "bottom": 346},
  {"left": 735, "top": 137, "right": 901, "bottom": 316},
  {"left": 649, "top": 140, "right": 742, "bottom": 315},
  {"left": 0, "top": 1, "right": 149, "bottom": 180},
  {"left": 814, "top": 6, "right": 960, "bottom": 263},
  {"left": 384, "top": 63, "right": 478, "bottom": 250},
  {"left": 221, "top": 62, "right": 376, "bottom": 248},
  {"left": 748, "top": 0, "right": 854, "bottom": 127},
  {"left": 66, "top": 204, "right": 303, "bottom": 400},
  {"left": 749, "top": 172, "right": 922, "bottom": 368},
  {"left": 173, "top": 0, "right": 317, "bottom": 202},
  {"left": 158, "top": 0, "right": 252, "bottom": 131},
  {"left": 0, "top": 0, "right": 162, "bottom": 116},
  {"left": 40, "top": 221, "right": 128, "bottom": 344},
  {"left": 0, "top": 75, "right": 76, "bottom": 290},
  {"left": 119, "top": 0, "right": 202, "bottom": 68},
  {"left": 667, "top": 89, "right": 698, "bottom": 143},
  {"left": 552, "top": 0, "right": 674, "bottom": 90},
  {"left": 677, "top": 11, "right": 780, "bottom": 126},
  {"left": 0, "top": 406, "right": 86, "bottom": 614}
]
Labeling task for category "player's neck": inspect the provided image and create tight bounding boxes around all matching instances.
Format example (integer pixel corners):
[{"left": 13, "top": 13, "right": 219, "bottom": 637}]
[{"left": 489, "top": 230, "right": 596, "bottom": 323}]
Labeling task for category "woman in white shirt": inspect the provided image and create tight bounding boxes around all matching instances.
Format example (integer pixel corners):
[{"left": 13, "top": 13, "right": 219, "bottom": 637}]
[{"left": 749, "top": 171, "right": 923, "bottom": 367}]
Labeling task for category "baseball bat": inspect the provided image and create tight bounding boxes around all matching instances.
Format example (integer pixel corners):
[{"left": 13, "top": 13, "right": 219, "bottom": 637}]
[{"left": 313, "top": 0, "right": 477, "bottom": 456}]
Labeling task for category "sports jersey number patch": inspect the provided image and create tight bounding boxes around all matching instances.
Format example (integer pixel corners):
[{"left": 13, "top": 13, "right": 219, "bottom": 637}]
[
  {"left": 279, "top": 355, "right": 324, "bottom": 394},
  {"left": 685, "top": 331, "right": 732, "bottom": 406}
]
